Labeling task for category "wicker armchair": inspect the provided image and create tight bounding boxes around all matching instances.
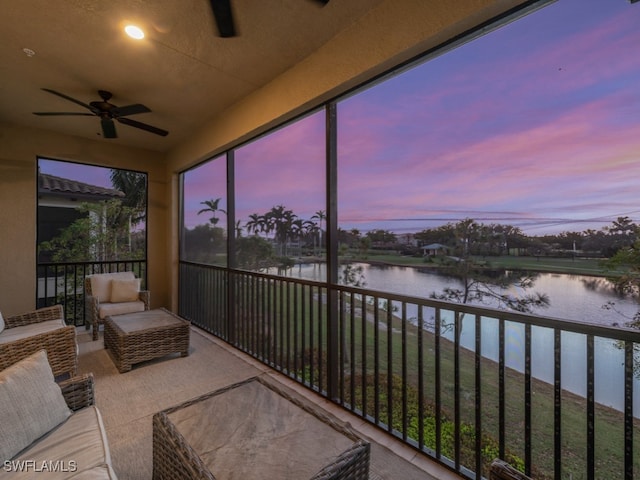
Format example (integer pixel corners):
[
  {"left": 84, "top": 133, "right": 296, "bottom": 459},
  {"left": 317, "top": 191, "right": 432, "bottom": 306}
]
[
  {"left": 85, "top": 272, "right": 150, "bottom": 340},
  {"left": 0, "top": 305, "right": 77, "bottom": 379}
]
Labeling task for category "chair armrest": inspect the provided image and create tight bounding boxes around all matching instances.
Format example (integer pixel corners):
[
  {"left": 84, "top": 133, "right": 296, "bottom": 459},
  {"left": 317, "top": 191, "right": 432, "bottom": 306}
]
[
  {"left": 489, "top": 459, "right": 532, "bottom": 480},
  {"left": 85, "top": 294, "right": 99, "bottom": 308},
  {"left": 139, "top": 290, "right": 150, "bottom": 309},
  {"left": 59, "top": 373, "right": 95, "bottom": 411},
  {"left": 85, "top": 294, "right": 99, "bottom": 319},
  {"left": 5, "top": 305, "right": 64, "bottom": 328},
  {"left": 0, "top": 325, "right": 78, "bottom": 379}
]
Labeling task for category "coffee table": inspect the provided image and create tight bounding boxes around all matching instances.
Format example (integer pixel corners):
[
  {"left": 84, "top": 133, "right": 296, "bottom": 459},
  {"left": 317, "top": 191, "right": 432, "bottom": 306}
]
[
  {"left": 104, "top": 308, "right": 190, "bottom": 373},
  {"left": 152, "top": 376, "right": 370, "bottom": 480}
]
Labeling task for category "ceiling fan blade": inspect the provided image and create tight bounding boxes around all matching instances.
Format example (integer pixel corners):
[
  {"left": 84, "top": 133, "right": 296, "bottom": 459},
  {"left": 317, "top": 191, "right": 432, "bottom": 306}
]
[
  {"left": 113, "top": 104, "right": 151, "bottom": 117},
  {"left": 209, "top": 0, "right": 236, "bottom": 37},
  {"left": 41, "top": 88, "right": 98, "bottom": 113},
  {"left": 117, "top": 117, "right": 169, "bottom": 137},
  {"left": 33, "top": 112, "right": 95, "bottom": 116},
  {"left": 101, "top": 118, "right": 117, "bottom": 138}
]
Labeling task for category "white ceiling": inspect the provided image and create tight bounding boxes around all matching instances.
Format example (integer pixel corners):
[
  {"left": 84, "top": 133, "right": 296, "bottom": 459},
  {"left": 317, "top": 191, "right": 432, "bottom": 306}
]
[{"left": 0, "top": 0, "right": 384, "bottom": 152}]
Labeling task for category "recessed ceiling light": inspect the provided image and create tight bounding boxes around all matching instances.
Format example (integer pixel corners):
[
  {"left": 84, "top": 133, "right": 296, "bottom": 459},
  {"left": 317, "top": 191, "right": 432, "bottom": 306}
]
[
  {"left": 23, "top": 47, "right": 36, "bottom": 57},
  {"left": 124, "top": 25, "right": 145, "bottom": 40}
]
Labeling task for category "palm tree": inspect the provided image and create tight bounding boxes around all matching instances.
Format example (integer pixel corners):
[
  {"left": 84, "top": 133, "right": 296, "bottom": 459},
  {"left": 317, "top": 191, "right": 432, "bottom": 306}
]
[
  {"left": 245, "top": 213, "right": 263, "bottom": 236},
  {"left": 304, "top": 220, "right": 319, "bottom": 255},
  {"left": 109, "top": 170, "right": 146, "bottom": 225},
  {"left": 197, "top": 198, "right": 226, "bottom": 226},
  {"left": 109, "top": 169, "right": 147, "bottom": 254},
  {"left": 311, "top": 210, "right": 326, "bottom": 251},
  {"left": 264, "top": 205, "right": 295, "bottom": 255}
]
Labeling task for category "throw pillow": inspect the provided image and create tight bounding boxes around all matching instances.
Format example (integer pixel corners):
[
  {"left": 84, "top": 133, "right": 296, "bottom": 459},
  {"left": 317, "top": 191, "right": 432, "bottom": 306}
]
[
  {"left": 0, "top": 310, "right": 4, "bottom": 333},
  {"left": 0, "top": 350, "right": 72, "bottom": 461},
  {"left": 89, "top": 272, "right": 135, "bottom": 302},
  {"left": 110, "top": 278, "right": 141, "bottom": 303}
]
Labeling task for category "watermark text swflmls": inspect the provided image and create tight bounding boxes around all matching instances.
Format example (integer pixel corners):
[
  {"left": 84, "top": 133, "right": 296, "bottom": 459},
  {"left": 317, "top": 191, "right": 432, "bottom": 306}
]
[{"left": 3, "top": 460, "right": 78, "bottom": 473}]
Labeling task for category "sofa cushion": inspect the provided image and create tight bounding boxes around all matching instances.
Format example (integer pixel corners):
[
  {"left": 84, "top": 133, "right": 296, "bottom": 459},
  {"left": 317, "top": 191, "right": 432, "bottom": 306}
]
[
  {"left": 98, "top": 301, "right": 145, "bottom": 320},
  {"left": 0, "top": 318, "right": 68, "bottom": 345},
  {"left": 89, "top": 272, "right": 135, "bottom": 303},
  {"left": 68, "top": 464, "right": 118, "bottom": 479},
  {"left": 0, "top": 350, "right": 71, "bottom": 462},
  {"left": 110, "top": 279, "right": 140, "bottom": 303},
  {"left": 5, "top": 406, "right": 113, "bottom": 480}
]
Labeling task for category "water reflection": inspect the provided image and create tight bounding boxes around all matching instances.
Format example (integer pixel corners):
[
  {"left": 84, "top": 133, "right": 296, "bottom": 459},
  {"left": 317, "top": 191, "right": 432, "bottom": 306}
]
[
  {"left": 279, "top": 261, "right": 639, "bottom": 415},
  {"left": 285, "top": 262, "right": 638, "bottom": 326}
]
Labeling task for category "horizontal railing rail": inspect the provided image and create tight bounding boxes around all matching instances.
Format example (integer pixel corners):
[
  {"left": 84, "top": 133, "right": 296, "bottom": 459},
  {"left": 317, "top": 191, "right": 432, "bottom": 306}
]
[
  {"left": 178, "top": 260, "right": 640, "bottom": 480},
  {"left": 37, "top": 260, "right": 147, "bottom": 326}
]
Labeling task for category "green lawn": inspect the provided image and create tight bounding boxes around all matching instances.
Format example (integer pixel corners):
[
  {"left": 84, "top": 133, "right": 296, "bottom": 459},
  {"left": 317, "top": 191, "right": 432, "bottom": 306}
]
[{"left": 250, "top": 281, "right": 639, "bottom": 479}]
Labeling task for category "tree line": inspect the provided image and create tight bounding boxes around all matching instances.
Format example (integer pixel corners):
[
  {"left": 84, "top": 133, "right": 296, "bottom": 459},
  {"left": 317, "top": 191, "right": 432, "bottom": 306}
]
[{"left": 188, "top": 198, "right": 639, "bottom": 263}]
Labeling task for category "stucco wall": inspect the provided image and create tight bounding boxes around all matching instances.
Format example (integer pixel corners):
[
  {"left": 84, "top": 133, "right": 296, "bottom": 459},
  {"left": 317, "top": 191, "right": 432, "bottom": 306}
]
[{"left": 0, "top": 122, "right": 167, "bottom": 317}]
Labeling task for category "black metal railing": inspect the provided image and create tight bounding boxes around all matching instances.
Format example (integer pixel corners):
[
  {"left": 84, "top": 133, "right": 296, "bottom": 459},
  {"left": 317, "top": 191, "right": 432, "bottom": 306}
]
[
  {"left": 36, "top": 260, "right": 147, "bottom": 326},
  {"left": 178, "top": 261, "right": 640, "bottom": 480}
]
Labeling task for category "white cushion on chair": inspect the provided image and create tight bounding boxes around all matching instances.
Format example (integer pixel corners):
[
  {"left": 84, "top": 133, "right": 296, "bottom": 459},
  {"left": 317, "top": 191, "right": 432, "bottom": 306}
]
[
  {"left": 0, "top": 311, "right": 4, "bottom": 334},
  {"left": 0, "top": 318, "right": 67, "bottom": 345},
  {"left": 89, "top": 272, "right": 135, "bottom": 303},
  {"left": 110, "top": 279, "right": 141, "bottom": 303},
  {"left": 98, "top": 301, "right": 145, "bottom": 320},
  {"left": 11, "top": 406, "right": 113, "bottom": 479},
  {"left": 0, "top": 350, "right": 71, "bottom": 461}
]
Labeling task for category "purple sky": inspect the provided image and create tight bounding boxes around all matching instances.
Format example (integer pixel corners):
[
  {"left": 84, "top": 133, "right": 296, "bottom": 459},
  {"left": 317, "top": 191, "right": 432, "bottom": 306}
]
[
  {"left": 335, "top": 0, "right": 640, "bottom": 234},
  {"left": 44, "top": 0, "right": 640, "bottom": 236},
  {"left": 39, "top": 159, "right": 113, "bottom": 188}
]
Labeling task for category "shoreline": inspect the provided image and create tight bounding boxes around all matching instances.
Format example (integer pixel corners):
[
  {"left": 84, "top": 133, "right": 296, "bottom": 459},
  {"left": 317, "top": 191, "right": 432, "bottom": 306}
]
[{"left": 319, "top": 254, "right": 613, "bottom": 279}]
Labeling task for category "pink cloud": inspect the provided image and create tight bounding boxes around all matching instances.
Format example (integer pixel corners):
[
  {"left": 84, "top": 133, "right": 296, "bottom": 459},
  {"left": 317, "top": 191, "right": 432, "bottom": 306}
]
[{"left": 182, "top": 0, "right": 640, "bottom": 235}]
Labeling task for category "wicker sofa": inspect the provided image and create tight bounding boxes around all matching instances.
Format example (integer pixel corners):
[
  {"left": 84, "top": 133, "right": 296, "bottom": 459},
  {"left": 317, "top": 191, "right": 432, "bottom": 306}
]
[
  {"left": 0, "top": 350, "right": 117, "bottom": 479},
  {"left": 85, "top": 272, "right": 150, "bottom": 341},
  {"left": 0, "top": 305, "right": 77, "bottom": 379}
]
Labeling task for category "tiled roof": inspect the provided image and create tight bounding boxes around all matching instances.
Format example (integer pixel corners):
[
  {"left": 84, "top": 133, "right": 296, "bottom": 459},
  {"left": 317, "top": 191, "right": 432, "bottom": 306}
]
[{"left": 39, "top": 173, "right": 124, "bottom": 198}]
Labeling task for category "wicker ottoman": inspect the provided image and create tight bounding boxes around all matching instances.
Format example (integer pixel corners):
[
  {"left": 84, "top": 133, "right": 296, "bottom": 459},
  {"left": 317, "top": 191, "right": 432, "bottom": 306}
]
[{"left": 104, "top": 308, "right": 190, "bottom": 373}]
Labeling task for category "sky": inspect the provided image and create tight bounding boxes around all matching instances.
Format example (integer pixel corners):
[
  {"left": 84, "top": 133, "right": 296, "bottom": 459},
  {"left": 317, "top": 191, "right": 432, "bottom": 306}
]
[
  {"left": 39, "top": 159, "right": 113, "bottom": 189},
  {"left": 334, "top": 0, "right": 640, "bottom": 234},
  {"left": 42, "top": 0, "right": 640, "bottom": 236}
]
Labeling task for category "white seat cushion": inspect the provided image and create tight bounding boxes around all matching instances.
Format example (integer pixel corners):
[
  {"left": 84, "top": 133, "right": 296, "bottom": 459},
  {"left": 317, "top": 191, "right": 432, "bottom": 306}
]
[
  {"left": 5, "top": 407, "right": 112, "bottom": 479},
  {"left": 0, "top": 318, "right": 67, "bottom": 345},
  {"left": 67, "top": 464, "right": 118, "bottom": 479},
  {"left": 98, "top": 301, "right": 145, "bottom": 320}
]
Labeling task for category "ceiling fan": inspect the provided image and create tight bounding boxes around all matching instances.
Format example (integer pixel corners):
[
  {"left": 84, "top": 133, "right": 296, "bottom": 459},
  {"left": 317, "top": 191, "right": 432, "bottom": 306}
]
[
  {"left": 32, "top": 88, "right": 168, "bottom": 138},
  {"left": 209, "top": 0, "right": 330, "bottom": 38}
]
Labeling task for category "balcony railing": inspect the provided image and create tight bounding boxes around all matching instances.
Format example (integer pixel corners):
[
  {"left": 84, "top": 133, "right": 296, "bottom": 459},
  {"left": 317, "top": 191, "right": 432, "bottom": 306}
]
[
  {"left": 36, "top": 260, "right": 147, "bottom": 326},
  {"left": 179, "top": 260, "right": 640, "bottom": 480}
]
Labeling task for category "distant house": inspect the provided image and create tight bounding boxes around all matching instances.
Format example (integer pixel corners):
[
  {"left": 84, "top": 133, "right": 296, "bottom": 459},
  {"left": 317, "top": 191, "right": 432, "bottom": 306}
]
[
  {"left": 38, "top": 172, "right": 124, "bottom": 262},
  {"left": 397, "top": 233, "right": 418, "bottom": 246},
  {"left": 421, "top": 243, "right": 449, "bottom": 257}
]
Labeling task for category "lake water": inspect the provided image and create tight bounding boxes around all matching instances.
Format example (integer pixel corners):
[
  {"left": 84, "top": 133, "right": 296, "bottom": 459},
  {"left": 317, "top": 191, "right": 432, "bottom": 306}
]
[{"left": 280, "top": 262, "right": 640, "bottom": 415}]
